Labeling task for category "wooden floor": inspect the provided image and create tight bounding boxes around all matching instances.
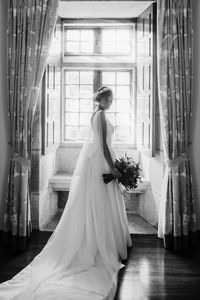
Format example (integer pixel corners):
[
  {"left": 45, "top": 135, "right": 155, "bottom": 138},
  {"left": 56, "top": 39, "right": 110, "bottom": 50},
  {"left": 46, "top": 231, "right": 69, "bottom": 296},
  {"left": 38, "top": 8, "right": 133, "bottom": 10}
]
[{"left": 0, "top": 231, "right": 200, "bottom": 300}]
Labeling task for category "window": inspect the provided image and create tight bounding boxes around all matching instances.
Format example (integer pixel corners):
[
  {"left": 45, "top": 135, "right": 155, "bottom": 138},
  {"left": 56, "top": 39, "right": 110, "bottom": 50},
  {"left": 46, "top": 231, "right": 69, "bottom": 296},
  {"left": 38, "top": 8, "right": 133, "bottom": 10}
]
[
  {"left": 43, "top": 3, "right": 157, "bottom": 156},
  {"left": 61, "top": 7, "right": 156, "bottom": 154},
  {"left": 101, "top": 71, "right": 133, "bottom": 140},
  {"left": 64, "top": 70, "right": 94, "bottom": 140},
  {"left": 62, "top": 22, "right": 135, "bottom": 144},
  {"left": 64, "top": 26, "right": 133, "bottom": 55},
  {"left": 65, "top": 29, "right": 95, "bottom": 54},
  {"left": 63, "top": 69, "right": 134, "bottom": 141},
  {"left": 102, "top": 28, "right": 131, "bottom": 54}
]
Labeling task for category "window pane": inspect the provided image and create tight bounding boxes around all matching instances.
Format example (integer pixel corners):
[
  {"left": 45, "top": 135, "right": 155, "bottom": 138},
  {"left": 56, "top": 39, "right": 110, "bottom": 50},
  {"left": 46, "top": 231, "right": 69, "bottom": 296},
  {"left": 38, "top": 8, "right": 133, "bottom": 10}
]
[
  {"left": 102, "top": 42, "right": 116, "bottom": 53},
  {"left": 101, "top": 28, "right": 131, "bottom": 54},
  {"left": 115, "top": 127, "right": 130, "bottom": 140},
  {"left": 80, "top": 42, "right": 94, "bottom": 53},
  {"left": 116, "top": 42, "right": 130, "bottom": 53},
  {"left": 65, "top": 113, "right": 79, "bottom": 126},
  {"left": 102, "top": 30, "right": 115, "bottom": 41},
  {"left": 116, "top": 86, "right": 130, "bottom": 98},
  {"left": 102, "top": 72, "right": 115, "bottom": 85},
  {"left": 65, "top": 85, "right": 79, "bottom": 98},
  {"left": 80, "top": 99, "right": 93, "bottom": 112},
  {"left": 65, "top": 99, "right": 79, "bottom": 112},
  {"left": 80, "top": 30, "right": 94, "bottom": 41},
  {"left": 116, "top": 100, "right": 130, "bottom": 112},
  {"left": 108, "top": 85, "right": 116, "bottom": 97},
  {"left": 64, "top": 70, "right": 95, "bottom": 141},
  {"left": 80, "top": 113, "right": 91, "bottom": 125},
  {"left": 80, "top": 85, "right": 93, "bottom": 98},
  {"left": 106, "top": 113, "right": 116, "bottom": 126},
  {"left": 116, "top": 72, "right": 130, "bottom": 85},
  {"left": 66, "top": 29, "right": 80, "bottom": 41},
  {"left": 109, "top": 100, "right": 116, "bottom": 113},
  {"left": 66, "top": 42, "right": 79, "bottom": 53},
  {"left": 65, "top": 72, "right": 79, "bottom": 84},
  {"left": 116, "top": 29, "right": 130, "bottom": 42},
  {"left": 65, "top": 126, "right": 79, "bottom": 139},
  {"left": 80, "top": 126, "right": 90, "bottom": 139},
  {"left": 116, "top": 113, "right": 130, "bottom": 126},
  {"left": 80, "top": 72, "right": 93, "bottom": 84}
]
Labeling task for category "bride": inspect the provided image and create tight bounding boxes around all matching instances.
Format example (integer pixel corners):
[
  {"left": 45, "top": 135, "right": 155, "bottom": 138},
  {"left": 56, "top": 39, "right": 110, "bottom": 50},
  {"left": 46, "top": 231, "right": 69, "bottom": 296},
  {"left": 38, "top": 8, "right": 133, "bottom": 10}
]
[{"left": 0, "top": 86, "right": 132, "bottom": 300}]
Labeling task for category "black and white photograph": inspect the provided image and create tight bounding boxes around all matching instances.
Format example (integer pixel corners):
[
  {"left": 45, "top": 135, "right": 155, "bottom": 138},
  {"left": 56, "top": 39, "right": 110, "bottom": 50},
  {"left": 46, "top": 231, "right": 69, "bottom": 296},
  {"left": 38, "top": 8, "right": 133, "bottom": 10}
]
[{"left": 0, "top": 0, "right": 200, "bottom": 299}]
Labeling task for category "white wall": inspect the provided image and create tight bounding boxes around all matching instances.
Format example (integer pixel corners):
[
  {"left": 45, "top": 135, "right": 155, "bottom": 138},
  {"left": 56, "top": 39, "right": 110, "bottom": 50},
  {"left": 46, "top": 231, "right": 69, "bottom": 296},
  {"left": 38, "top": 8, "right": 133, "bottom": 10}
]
[
  {"left": 0, "top": 0, "right": 9, "bottom": 230},
  {"left": 191, "top": 0, "right": 200, "bottom": 230}
]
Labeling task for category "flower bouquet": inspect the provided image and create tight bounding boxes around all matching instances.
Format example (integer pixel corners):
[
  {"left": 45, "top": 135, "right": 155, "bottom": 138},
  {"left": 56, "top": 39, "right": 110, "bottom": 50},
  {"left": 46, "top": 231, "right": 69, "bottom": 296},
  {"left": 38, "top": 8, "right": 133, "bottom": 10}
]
[{"left": 102, "top": 154, "right": 142, "bottom": 191}]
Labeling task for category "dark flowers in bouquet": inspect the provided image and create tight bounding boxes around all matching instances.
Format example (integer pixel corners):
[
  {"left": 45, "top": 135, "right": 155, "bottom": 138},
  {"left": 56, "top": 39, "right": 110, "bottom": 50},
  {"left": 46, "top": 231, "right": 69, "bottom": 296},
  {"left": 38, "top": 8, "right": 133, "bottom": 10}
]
[{"left": 102, "top": 154, "right": 142, "bottom": 191}]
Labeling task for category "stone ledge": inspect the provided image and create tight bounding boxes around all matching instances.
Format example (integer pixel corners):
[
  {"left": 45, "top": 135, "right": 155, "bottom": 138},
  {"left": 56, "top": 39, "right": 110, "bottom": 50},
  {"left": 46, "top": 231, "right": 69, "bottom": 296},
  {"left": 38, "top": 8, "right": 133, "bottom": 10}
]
[
  {"left": 49, "top": 172, "right": 71, "bottom": 191},
  {"left": 49, "top": 172, "right": 150, "bottom": 194},
  {"left": 123, "top": 178, "right": 150, "bottom": 194}
]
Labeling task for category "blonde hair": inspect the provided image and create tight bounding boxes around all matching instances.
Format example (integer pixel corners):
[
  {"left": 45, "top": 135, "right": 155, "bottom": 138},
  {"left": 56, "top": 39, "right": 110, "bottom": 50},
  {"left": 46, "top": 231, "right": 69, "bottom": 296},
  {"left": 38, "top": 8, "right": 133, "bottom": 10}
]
[{"left": 93, "top": 86, "right": 113, "bottom": 104}]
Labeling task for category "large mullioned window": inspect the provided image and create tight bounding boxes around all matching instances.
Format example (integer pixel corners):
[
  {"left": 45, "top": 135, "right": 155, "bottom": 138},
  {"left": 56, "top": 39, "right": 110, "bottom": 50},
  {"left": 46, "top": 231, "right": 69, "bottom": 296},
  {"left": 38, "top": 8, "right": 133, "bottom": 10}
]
[
  {"left": 43, "top": 3, "right": 157, "bottom": 156},
  {"left": 62, "top": 7, "right": 156, "bottom": 157},
  {"left": 63, "top": 24, "right": 135, "bottom": 143}
]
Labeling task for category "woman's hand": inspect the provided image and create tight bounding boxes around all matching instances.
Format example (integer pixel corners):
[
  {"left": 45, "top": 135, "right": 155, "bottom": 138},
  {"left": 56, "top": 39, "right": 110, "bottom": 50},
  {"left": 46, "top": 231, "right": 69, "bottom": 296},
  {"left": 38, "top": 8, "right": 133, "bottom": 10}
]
[{"left": 111, "top": 167, "right": 121, "bottom": 179}]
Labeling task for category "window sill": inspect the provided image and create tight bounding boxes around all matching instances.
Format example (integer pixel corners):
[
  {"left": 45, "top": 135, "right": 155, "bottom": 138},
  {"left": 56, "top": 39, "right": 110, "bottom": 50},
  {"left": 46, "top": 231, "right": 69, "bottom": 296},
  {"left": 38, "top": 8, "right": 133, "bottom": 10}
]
[{"left": 60, "top": 142, "right": 136, "bottom": 149}]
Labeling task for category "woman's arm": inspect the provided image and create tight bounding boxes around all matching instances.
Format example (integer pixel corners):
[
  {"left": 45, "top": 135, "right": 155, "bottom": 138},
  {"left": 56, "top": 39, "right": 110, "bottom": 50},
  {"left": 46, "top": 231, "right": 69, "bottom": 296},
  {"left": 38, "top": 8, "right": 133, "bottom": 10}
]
[{"left": 99, "top": 111, "right": 120, "bottom": 178}]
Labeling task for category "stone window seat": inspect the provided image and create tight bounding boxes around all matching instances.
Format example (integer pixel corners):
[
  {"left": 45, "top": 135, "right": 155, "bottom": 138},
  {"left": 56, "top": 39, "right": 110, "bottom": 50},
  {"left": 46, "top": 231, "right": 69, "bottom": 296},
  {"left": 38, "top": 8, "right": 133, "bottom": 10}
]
[
  {"left": 49, "top": 172, "right": 150, "bottom": 194},
  {"left": 46, "top": 172, "right": 156, "bottom": 232}
]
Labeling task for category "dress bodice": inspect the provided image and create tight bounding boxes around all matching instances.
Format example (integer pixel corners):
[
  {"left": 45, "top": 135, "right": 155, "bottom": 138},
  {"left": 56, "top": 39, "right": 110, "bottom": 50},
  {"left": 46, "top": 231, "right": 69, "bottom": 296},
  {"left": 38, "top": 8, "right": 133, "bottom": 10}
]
[
  {"left": 105, "top": 115, "right": 114, "bottom": 145},
  {"left": 91, "top": 110, "right": 114, "bottom": 146}
]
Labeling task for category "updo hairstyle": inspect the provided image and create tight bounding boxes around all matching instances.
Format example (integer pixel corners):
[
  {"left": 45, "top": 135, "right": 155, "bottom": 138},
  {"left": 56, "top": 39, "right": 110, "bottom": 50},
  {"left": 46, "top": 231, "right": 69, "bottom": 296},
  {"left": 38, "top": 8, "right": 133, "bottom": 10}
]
[{"left": 93, "top": 86, "right": 113, "bottom": 104}]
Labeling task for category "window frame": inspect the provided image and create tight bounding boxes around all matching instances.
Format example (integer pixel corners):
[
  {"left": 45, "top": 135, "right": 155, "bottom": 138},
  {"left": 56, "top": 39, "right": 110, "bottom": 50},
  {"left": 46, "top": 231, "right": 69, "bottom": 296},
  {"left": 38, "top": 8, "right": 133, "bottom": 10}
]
[
  {"left": 63, "top": 25, "right": 134, "bottom": 56},
  {"left": 61, "top": 19, "right": 137, "bottom": 148}
]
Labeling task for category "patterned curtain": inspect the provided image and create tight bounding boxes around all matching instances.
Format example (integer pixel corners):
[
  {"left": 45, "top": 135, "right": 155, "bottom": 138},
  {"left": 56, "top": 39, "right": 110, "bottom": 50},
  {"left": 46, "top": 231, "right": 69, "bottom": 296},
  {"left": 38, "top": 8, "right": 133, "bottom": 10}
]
[
  {"left": 3, "top": 0, "right": 59, "bottom": 251},
  {"left": 157, "top": 0, "right": 198, "bottom": 250}
]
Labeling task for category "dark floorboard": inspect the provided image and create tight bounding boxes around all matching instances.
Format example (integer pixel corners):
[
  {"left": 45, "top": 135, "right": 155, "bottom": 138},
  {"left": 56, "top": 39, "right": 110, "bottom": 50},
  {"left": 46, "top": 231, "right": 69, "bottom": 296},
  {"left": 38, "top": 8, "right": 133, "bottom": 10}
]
[{"left": 0, "top": 231, "right": 200, "bottom": 299}]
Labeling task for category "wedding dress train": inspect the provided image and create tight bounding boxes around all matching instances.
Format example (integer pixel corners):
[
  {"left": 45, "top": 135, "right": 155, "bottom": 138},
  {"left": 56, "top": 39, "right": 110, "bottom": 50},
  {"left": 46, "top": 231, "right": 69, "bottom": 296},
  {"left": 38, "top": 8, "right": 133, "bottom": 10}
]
[{"left": 0, "top": 110, "right": 132, "bottom": 300}]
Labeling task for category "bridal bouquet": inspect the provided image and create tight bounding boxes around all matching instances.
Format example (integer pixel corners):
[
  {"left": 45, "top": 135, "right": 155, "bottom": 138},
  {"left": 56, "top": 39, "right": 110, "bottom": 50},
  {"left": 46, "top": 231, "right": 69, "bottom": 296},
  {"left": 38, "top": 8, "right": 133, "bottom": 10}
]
[{"left": 102, "top": 154, "right": 142, "bottom": 191}]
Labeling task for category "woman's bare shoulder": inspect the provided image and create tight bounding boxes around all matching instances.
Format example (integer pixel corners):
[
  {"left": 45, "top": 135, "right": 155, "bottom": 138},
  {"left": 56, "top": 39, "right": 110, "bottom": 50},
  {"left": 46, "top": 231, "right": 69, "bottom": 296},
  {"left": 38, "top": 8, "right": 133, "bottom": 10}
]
[{"left": 91, "top": 110, "right": 104, "bottom": 122}]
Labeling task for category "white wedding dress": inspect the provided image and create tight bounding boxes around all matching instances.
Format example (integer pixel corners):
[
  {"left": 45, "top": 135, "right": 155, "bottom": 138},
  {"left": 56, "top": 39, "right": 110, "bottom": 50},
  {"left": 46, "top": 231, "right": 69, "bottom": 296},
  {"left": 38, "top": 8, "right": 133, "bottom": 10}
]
[{"left": 0, "top": 110, "right": 132, "bottom": 300}]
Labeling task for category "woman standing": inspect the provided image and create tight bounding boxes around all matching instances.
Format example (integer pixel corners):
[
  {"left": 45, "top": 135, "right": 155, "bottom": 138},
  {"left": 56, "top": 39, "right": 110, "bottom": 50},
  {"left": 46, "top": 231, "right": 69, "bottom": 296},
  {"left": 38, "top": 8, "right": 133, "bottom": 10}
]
[{"left": 0, "top": 87, "right": 132, "bottom": 300}]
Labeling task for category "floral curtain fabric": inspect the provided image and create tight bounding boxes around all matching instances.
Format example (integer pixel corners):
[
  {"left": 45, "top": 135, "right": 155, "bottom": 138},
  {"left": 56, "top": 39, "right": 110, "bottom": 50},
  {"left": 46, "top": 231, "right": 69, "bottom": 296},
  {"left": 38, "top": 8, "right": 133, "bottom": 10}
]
[
  {"left": 157, "top": 0, "right": 198, "bottom": 250},
  {"left": 3, "top": 0, "right": 59, "bottom": 251}
]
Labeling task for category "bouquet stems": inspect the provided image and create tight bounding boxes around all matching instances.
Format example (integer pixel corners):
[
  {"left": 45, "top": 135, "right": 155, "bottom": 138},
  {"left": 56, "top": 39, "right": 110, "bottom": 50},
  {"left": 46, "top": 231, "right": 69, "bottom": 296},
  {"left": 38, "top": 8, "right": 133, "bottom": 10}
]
[{"left": 102, "top": 173, "right": 117, "bottom": 184}]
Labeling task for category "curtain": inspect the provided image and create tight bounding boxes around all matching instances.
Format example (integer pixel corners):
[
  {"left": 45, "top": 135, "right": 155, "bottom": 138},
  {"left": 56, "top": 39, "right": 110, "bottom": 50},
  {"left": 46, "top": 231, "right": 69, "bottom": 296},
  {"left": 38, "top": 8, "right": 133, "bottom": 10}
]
[
  {"left": 3, "top": 0, "right": 59, "bottom": 251},
  {"left": 157, "top": 0, "right": 198, "bottom": 250}
]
